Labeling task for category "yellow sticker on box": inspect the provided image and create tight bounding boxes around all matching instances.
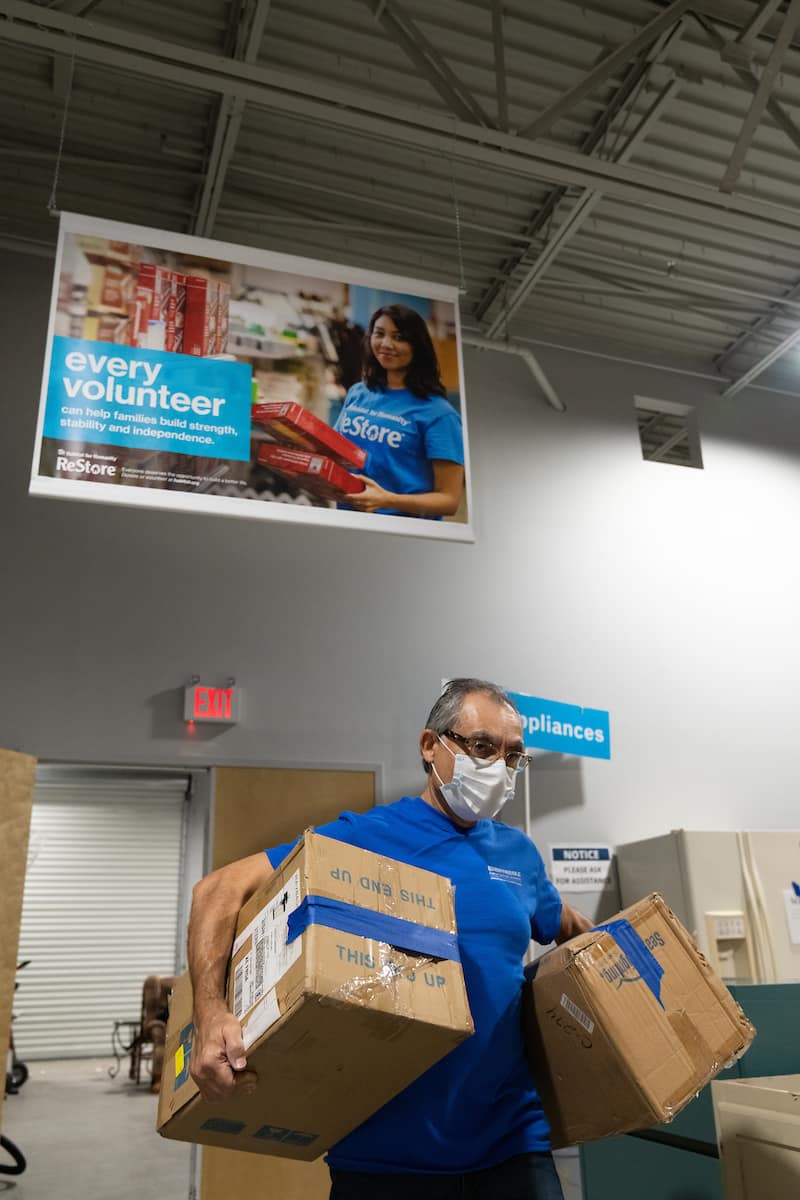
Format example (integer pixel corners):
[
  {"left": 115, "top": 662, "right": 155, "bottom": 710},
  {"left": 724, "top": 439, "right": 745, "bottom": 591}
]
[{"left": 175, "top": 1044, "right": 185, "bottom": 1077}]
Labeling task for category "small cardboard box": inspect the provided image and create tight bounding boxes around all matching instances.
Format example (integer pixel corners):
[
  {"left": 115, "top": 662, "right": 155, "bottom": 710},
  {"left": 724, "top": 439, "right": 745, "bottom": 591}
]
[
  {"left": 252, "top": 401, "right": 367, "bottom": 470},
  {"left": 256, "top": 444, "right": 365, "bottom": 501},
  {"left": 522, "top": 893, "right": 756, "bottom": 1148},
  {"left": 157, "top": 831, "right": 473, "bottom": 1159}
]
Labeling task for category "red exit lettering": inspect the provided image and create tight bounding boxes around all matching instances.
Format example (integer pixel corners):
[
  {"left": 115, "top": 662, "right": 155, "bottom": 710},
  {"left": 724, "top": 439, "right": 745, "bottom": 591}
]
[{"left": 193, "top": 687, "right": 234, "bottom": 720}]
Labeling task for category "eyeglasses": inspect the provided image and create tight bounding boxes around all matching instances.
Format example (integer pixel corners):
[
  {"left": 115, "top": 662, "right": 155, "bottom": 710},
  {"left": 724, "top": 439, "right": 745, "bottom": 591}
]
[{"left": 442, "top": 730, "right": 533, "bottom": 773}]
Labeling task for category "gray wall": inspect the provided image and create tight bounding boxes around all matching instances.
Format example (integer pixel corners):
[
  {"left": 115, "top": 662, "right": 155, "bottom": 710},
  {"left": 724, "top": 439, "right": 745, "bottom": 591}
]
[{"left": 2, "top": 247, "right": 799, "bottom": 851}]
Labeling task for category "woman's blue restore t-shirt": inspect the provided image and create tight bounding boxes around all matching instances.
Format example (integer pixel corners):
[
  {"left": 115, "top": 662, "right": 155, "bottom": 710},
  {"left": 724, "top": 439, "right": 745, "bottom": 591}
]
[
  {"left": 266, "top": 795, "right": 563, "bottom": 1174},
  {"left": 334, "top": 383, "right": 463, "bottom": 513}
]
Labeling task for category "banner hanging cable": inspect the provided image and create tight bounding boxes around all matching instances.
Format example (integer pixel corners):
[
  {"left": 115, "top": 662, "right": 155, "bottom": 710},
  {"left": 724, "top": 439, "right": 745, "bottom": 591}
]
[
  {"left": 450, "top": 162, "right": 467, "bottom": 296},
  {"left": 47, "top": 39, "right": 77, "bottom": 215}
]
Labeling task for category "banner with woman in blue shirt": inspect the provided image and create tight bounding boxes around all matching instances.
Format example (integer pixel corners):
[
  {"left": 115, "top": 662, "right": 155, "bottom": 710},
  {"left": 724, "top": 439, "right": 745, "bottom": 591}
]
[
  {"left": 334, "top": 305, "right": 465, "bottom": 520},
  {"left": 32, "top": 213, "right": 473, "bottom": 541}
]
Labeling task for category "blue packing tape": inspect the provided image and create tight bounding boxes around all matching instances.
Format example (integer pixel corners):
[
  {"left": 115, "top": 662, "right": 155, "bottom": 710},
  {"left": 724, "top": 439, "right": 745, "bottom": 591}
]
[
  {"left": 595, "top": 917, "right": 664, "bottom": 1007},
  {"left": 286, "top": 894, "right": 461, "bottom": 963}
]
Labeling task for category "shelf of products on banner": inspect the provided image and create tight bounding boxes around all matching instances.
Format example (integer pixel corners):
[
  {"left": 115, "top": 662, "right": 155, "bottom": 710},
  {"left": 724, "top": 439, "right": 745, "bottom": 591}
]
[
  {"left": 55, "top": 238, "right": 363, "bottom": 506},
  {"left": 206, "top": 296, "right": 359, "bottom": 508},
  {"left": 227, "top": 329, "right": 305, "bottom": 361}
]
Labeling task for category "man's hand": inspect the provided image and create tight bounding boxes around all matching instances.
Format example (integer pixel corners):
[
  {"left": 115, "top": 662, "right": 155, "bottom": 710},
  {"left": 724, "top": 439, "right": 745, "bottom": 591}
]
[
  {"left": 555, "top": 902, "right": 594, "bottom": 944},
  {"left": 190, "top": 999, "right": 258, "bottom": 1102}
]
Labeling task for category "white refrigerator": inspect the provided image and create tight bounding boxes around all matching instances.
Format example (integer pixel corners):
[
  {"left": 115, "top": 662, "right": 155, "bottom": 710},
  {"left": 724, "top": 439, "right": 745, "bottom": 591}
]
[{"left": 616, "top": 830, "right": 800, "bottom": 984}]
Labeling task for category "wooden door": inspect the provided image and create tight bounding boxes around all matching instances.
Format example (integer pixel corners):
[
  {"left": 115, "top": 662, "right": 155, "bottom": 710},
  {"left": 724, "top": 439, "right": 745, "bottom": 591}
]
[{"left": 201, "top": 766, "right": 376, "bottom": 1200}]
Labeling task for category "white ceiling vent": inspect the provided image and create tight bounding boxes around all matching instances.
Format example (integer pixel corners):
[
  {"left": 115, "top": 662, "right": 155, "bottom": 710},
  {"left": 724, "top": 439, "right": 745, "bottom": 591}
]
[{"left": 634, "top": 397, "right": 703, "bottom": 469}]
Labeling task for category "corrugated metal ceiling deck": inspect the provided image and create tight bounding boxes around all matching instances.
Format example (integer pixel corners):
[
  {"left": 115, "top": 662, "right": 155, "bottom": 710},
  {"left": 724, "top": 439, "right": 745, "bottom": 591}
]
[{"left": 4, "top": 0, "right": 800, "bottom": 395}]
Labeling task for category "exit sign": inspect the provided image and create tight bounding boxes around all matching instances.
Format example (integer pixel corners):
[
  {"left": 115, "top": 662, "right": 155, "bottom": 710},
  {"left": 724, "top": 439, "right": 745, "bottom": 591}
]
[{"left": 184, "top": 685, "right": 241, "bottom": 724}]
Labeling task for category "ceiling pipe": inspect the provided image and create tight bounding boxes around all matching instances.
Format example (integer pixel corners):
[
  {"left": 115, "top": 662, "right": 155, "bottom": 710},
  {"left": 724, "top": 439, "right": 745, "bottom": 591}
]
[{"left": 461, "top": 334, "right": 566, "bottom": 413}]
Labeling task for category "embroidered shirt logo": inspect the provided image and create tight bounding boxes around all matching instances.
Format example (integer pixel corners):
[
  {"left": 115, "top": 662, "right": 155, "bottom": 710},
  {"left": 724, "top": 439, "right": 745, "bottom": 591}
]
[{"left": 487, "top": 866, "right": 522, "bottom": 886}]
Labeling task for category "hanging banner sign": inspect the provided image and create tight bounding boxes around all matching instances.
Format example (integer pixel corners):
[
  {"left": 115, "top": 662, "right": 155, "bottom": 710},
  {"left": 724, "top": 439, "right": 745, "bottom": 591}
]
[
  {"left": 549, "top": 844, "right": 615, "bottom": 892},
  {"left": 508, "top": 690, "right": 611, "bottom": 759},
  {"left": 30, "top": 212, "right": 473, "bottom": 542}
]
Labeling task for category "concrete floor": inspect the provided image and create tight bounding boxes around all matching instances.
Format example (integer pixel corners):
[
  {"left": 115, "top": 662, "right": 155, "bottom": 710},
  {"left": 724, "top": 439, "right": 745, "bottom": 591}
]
[
  {"left": 1, "top": 1059, "right": 192, "bottom": 1200},
  {"left": 1, "top": 1060, "right": 582, "bottom": 1200}
]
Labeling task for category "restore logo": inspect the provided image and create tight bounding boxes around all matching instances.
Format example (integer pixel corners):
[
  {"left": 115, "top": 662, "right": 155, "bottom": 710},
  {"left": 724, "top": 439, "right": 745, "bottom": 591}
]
[{"left": 56, "top": 453, "right": 117, "bottom": 477}]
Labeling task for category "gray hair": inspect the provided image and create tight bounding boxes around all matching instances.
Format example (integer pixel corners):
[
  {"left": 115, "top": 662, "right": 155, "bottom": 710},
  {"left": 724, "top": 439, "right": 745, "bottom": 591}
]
[{"left": 422, "top": 678, "right": 520, "bottom": 773}]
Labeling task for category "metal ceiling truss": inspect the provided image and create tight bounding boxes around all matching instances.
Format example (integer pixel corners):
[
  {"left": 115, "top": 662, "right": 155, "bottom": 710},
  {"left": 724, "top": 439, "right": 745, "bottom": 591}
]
[
  {"left": 559, "top": 245, "right": 800, "bottom": 314},
  {"left": 213, "top": 150, "right": 545, "bottom": 246},
  {"left": 721, "top": 322, "right": 800, "bottom": 395},
  {"left": 693, "top": 8, "right": 800, "bottom": 383},
  {"left": 719, "top": 0, "right": 786, "bottom": 64},
  {"left": 693, "top": 12, "right": 800, "bottom": 165},
  {"left": 473, "top": 18, "right": 686, "bottom": 324},
  {"left": 714, "top": 278, "right": 800, "bottom": 369},
  {"left": 485, "top": 74, "right": 683, "bottom": 339},
  {"left": 0, "top": 142, "right": 197, "bottom": 180},
  {"left": 193, "top": 0, "right": 271, "bottom": 237},
  {"left": 718, "top": 0, "right": 800, "bottom": 193},
  {"left": 7, "top": 0, "right": 800, "bottom": 253},
  {"left": 48, "top": 0, "right": 102, "bottom": 92},
  {"left": 50, "top": 0, "right": 105, "bottom": 13},
  {"left": 366, "top": 0, "right": 492, "bottom": 127},
  {"left": 491, "top": 0, "right": 508, "bottom": 132},
  {"left": 4, "top": 0, "right": 800, "bottom": 395},
  {"left": 517, "top": 0, "right": 694, "bottom": 140},
  {"left": 475, "top": 0, "right": 800, "bottom": 372},
  {"left": 542, "top": 262, "right": 769, "bottom": 324}
]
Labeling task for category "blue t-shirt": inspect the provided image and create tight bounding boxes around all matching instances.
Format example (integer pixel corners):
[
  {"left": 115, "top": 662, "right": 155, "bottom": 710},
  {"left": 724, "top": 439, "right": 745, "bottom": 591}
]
[
  {"left": 334, "top": 383, "right": 463, "bottom": 516},
  {"left": 266, "top": 796, "right": 563, "bottom": 1174}
]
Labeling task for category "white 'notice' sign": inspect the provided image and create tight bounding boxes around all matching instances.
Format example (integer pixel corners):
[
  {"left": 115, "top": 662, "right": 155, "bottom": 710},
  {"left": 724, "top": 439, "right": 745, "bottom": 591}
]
[{"left": 549, "top": 844, "right": 615, "bottom": 892}]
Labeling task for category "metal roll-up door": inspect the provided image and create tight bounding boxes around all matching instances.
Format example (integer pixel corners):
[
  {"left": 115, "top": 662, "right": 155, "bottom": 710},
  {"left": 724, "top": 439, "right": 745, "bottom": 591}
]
[{"left": 14, "top": 767, "right": 189, "bottom": 1060}]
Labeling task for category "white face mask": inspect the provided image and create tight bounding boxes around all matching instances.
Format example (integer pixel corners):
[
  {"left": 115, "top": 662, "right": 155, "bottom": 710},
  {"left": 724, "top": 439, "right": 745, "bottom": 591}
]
[{"left": 431, "top": 736, "right": 518, "bottom": 822}]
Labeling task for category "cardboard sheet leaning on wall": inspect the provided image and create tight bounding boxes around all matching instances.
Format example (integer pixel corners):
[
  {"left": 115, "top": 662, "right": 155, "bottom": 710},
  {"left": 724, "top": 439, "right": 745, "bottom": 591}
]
[{"left": 0, "top": 749, "right": 37, "bottom": 1136}]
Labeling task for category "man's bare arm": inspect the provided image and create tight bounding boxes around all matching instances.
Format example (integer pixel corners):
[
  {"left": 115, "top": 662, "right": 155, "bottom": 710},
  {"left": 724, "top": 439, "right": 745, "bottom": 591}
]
[{"left": 187, "top": 851, "right": 273, "bottom": 1100}]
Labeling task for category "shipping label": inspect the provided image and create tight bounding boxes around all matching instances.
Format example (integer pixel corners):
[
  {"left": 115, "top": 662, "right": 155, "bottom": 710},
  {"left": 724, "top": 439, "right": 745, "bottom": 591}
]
[
  {"left": 233, "top": 870, "right": 302, "bottom": 1021},
  {"left": 241, "top": 987, "right": 282, "bottom": 1051},
  {"left": 560, "top": 992, "right": 595, "bottom": 1035}
]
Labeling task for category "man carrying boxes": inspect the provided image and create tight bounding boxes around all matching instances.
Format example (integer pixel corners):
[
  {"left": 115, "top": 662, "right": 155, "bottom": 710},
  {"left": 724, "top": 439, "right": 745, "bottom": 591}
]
[{"left": 179, "top": 678, "right": 593, "bottom": 1199}]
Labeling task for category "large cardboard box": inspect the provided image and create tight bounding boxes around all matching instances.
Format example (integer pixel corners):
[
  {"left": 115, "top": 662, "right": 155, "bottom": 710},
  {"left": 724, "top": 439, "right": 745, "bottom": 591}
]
[
  {"left": 158, "top": 831, "right": 473, "bottom": 1159},
  {"left": 522, "top": 893, "right": 755, "bottom": 1148}
]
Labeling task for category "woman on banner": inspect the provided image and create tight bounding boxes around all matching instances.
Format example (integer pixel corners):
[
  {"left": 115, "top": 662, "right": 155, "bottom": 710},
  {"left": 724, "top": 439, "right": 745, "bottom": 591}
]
[{"left": 334, "top": 305, "right": 464, "bottom": 519}]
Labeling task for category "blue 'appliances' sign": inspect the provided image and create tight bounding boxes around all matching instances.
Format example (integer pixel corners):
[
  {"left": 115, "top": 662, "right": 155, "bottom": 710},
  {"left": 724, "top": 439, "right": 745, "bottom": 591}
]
[{"left": 508, "top": 690, "right": 610, "bottom": 760}]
